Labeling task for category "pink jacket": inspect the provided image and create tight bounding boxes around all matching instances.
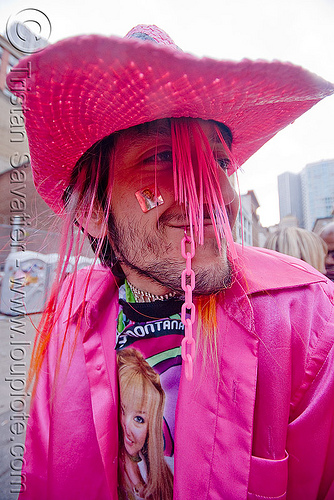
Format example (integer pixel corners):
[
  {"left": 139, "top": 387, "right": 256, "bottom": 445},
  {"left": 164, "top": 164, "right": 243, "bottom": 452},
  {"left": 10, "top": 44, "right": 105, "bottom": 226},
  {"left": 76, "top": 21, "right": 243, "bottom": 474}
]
[{"left": 20, "top": 246, "right": 334, "bottom": 499}]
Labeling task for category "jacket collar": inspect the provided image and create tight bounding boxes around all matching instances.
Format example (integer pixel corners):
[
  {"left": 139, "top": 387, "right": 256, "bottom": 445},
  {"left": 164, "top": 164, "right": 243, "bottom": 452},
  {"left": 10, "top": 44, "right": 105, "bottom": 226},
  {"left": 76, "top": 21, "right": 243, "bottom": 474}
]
[
  {"left": 68, "top": 246, "right": 326, "bottom": 328},
  {"left": 235, "top": 244, "right": 326, "bottom": 296}
]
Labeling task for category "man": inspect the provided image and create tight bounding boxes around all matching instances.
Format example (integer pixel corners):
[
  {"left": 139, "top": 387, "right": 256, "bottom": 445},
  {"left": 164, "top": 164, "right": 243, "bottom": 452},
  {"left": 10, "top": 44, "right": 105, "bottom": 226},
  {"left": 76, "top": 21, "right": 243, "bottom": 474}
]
[
  {"left": 320, "top": 221, "right": 334, "bottom": 281},
  {"left": 7, "top": 25, "right": 334, "bottom": 499}
]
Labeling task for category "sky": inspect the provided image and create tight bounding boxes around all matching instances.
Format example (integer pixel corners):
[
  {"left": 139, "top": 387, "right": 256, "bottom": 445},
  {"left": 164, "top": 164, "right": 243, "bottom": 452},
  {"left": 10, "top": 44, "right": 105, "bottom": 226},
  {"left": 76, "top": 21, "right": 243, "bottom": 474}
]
[{"left": 1, "top": 0, "right": 333, "bottom": 227}]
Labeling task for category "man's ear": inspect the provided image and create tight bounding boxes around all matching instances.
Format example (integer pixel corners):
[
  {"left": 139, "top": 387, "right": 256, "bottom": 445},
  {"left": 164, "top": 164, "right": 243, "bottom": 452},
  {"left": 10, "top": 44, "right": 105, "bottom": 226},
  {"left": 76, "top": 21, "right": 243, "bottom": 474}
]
[{"left": 76, "top": 206, "right": 108, "bottom": 238}]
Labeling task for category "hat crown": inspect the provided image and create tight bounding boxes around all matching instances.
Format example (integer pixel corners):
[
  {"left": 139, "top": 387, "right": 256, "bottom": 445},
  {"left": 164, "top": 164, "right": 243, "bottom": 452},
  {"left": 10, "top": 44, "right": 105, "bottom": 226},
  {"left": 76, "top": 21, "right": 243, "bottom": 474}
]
[{"left": 125, "top": 24, "right": 180, "bottom": 50}]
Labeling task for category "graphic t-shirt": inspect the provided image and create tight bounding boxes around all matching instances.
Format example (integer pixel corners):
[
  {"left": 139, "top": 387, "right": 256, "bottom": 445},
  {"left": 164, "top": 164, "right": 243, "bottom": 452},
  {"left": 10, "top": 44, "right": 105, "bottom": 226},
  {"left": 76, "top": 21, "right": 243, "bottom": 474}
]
[{"left": 115, "top": 282, "right": 183, "bottom": 499}]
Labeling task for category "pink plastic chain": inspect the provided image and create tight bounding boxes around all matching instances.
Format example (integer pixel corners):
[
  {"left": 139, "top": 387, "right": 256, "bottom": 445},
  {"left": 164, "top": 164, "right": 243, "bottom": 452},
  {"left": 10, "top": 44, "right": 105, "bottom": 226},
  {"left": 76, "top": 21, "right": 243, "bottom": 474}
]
[{"left": 180, "top": 232, "right": 196, "bottom": 381}]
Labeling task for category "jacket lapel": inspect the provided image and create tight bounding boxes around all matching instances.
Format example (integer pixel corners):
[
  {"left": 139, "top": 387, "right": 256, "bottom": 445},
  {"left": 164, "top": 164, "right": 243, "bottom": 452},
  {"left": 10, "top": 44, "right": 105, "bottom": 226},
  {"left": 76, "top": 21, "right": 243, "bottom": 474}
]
[{"left": 81, "top": 271, "right": 120, "bottom": 499}]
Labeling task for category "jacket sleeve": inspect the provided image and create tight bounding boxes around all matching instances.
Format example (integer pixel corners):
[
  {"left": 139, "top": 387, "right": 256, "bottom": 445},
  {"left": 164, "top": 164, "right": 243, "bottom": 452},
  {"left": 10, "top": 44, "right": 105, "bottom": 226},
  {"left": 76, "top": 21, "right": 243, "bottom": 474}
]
[
  {"left": 287, "top": 280, "right": 334, "bottom": 499},
  {"left": 250, "top": 275, "right": 334, "bottom": 500}
]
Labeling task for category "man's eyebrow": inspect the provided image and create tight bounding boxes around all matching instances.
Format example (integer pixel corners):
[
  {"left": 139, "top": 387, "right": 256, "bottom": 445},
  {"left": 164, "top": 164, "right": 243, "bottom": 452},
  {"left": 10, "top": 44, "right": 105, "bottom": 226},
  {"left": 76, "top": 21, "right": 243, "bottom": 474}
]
[
  {"left": 119, "top": 126, "right": 172, "bottom": 153},
  {"left": 117, "top": 121, "right": 231, "bottom": 154},
  {"left": 135, "top": 125, "right": 227, "bottom": 145},
  {"left": 135, "top": 123, "right": 171, "bottom": 140}
]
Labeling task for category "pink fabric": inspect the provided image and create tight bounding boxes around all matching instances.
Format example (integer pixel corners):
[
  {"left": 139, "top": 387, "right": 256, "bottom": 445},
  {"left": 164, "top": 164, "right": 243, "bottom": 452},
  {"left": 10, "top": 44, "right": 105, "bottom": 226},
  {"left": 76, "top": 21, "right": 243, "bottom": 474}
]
[{"left": 19, "top": 246, "right": 334, "bottom": 499}]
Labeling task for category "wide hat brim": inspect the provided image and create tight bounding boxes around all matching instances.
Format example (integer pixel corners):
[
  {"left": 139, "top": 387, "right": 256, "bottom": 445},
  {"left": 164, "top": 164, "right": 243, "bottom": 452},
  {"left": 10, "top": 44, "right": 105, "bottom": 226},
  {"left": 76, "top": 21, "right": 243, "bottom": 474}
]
[{"left": 7, "top": 30, "right": 334, "bottom": 214}]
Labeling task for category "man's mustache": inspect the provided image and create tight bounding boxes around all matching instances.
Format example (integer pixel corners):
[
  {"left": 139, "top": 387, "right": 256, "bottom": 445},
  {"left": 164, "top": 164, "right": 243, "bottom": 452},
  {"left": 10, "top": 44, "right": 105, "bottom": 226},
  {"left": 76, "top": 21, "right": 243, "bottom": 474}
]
[{"left": 158, "top": 206, "right": 232, "bottom": 227}]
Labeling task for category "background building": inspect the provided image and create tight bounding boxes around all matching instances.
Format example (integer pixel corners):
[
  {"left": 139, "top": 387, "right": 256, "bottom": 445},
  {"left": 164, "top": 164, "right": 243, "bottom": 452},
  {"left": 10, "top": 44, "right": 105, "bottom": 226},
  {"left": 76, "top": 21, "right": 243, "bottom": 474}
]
[
  {"left": 235, "top": 190, "right": 268, "bottom": 247},
  {"left": 0, "top": 34, "right": 29, "bottom": 175},
  {"left": 278, "top": 159, "right": 334, "bottom": 231},
  {"left": 278, "top": 171, "right": 303, "bottom": 227},
  {"left": 0, "top": 30, "right": 76, "bottom": 269},
  {"left": 236, "top": 194, "right": 253, "bottom": 246},
  {"left": 301, "top": 159, "right": 334, "bottom": 231}
]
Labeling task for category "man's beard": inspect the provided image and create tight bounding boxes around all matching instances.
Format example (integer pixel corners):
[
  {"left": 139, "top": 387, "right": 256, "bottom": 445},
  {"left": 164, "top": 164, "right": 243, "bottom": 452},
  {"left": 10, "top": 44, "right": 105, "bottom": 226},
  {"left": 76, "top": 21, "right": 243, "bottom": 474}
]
[{"left": 108, "top": 210, "right": 233, "bottom": 295}]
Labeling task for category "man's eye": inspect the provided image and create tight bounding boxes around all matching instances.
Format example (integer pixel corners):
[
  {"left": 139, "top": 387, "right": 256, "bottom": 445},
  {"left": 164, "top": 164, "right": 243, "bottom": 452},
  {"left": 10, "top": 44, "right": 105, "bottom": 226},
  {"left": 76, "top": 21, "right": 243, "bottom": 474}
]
[
  {"left": 144, "top": 150, "right": 173, "bottom": 164},
  {"left": 216, "top": 158, "right": 230, "bottom": 171}
]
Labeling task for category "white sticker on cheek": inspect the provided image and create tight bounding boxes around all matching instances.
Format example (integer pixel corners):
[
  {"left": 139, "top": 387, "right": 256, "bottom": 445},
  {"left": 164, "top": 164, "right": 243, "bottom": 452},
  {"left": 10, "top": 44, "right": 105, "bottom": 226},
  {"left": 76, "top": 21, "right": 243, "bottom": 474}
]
[{"left": 135, "top": 185, "right": 164, "bottom": 213}]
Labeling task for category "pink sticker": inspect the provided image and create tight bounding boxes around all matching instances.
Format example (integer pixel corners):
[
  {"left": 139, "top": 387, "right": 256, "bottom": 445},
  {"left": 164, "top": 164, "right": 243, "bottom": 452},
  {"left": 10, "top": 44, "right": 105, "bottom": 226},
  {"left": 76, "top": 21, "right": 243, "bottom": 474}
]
[{"left": 135, "top": 185, "right": 164, "bottom": 213}]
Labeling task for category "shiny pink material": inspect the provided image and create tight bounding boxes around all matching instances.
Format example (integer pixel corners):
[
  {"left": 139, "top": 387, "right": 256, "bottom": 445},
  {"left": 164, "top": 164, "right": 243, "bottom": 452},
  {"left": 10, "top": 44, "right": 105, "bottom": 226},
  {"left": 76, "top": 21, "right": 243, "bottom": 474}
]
[
  {"left": 19, "top": 246, "right": 334, "bottom": 499},
  {"left": 180, "top": 234, "right": 196, "bottom": 380},
  {"left": 6, "top": 25, "right": 334, "bottom": 213}
]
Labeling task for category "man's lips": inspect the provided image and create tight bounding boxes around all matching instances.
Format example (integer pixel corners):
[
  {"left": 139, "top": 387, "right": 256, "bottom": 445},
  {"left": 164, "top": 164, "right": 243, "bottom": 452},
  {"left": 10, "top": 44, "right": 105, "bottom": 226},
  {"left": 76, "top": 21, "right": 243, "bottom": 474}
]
[
  {"left": 159, "top": 211, "right": 217, "bottom": 228},
  {"left": 158, "top": 205, "right": 233, "bottom": 229},
  {"left": 165, "top": 220, "right": 213, "bottom": 228}
]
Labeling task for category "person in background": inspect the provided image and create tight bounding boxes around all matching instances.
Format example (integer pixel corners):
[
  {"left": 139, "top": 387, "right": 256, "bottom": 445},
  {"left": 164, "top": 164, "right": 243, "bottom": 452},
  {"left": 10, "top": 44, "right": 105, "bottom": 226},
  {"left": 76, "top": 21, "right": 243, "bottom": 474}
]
[
  {"left": 319, "top": 222, "right": 334, "bottom": 281},
  {"left": 264, "top": 226, "right": 328, "bottom": 273}
]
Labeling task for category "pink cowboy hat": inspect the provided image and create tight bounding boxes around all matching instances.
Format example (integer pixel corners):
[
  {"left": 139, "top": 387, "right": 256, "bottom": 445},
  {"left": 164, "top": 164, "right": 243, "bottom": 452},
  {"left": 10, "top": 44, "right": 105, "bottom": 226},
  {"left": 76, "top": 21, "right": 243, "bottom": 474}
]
[{"left": 7, "top": 24, "right": 334, "bottom": 213}]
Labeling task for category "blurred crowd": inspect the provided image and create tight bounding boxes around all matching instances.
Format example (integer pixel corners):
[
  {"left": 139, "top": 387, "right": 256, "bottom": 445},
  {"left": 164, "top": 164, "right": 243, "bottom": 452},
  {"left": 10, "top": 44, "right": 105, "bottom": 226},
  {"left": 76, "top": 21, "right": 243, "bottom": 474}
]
[{"left": 264, "top": 222, "right": 334, "bottom": 282}]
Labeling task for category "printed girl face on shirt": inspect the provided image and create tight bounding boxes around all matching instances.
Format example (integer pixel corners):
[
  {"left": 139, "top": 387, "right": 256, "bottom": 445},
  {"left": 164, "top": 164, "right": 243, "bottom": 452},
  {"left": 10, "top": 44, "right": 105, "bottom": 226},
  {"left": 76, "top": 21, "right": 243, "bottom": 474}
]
[{"left": 121, "top": 401, "right": 148, "bottom": 456}]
